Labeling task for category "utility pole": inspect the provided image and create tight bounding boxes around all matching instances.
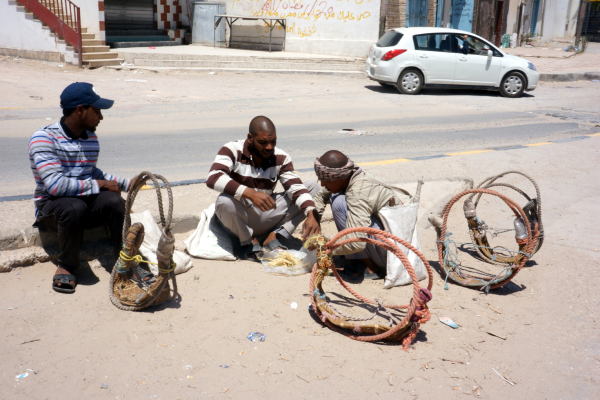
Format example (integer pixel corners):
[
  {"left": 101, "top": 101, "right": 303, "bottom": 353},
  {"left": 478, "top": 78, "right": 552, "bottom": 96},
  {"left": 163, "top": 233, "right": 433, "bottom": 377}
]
[{"left": 575, "top": 0, "right": 589, "bottom": 49}]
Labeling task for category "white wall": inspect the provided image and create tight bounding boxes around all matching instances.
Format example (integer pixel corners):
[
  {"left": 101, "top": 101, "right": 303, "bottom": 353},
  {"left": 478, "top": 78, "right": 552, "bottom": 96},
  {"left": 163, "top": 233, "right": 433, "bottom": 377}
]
[
  {"left": 504, "top": 0, "right": 520, "bottom": 34},
  {"left": 216, "top": 0, "right": 381, "bottom": 57},
  {"left": 1, "top": 0, "right": 63, "bottom": 51},
  {"left": 540, "top": 0, "right": 580, "bottom": 41},
  {"left": 70, "top": 0, "right": 100, "bottom": 35}
]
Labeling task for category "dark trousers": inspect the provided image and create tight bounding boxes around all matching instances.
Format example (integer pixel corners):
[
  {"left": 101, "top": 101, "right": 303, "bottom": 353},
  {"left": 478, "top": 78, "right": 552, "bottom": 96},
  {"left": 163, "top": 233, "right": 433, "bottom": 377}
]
[{"left": 35, "top": 191, "right": 126, "bottom": 272}]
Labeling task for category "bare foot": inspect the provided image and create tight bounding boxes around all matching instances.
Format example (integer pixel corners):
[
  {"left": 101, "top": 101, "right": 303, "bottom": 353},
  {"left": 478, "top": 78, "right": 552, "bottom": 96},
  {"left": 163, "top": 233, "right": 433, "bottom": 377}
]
[
  {"left": 262, "top": 232, "right": 283, "bottom": 249},
  {"left": 53, "top": 266, "right": 75, "bottom": 288}
]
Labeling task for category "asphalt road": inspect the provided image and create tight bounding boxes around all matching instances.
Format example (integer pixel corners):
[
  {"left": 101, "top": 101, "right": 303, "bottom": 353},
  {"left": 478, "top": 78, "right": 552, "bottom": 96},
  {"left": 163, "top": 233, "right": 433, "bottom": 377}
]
[{"left": 1, "top": 58, "right": 599, "bottom": 198}]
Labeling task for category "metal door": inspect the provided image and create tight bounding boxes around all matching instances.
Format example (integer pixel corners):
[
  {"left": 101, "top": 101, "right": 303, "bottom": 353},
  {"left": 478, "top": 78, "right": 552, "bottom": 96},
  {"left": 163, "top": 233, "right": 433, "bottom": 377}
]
[
  {"left": 530, "top": 0, "right": 540, "bottom": 34},
  {"left": 406, "top": 0, "right": 429, "bottom": 27},
  {"left": 104, "top": 0, "right": 154, "bottom": 30},
  {"left": 475, "top": 0, "right": 494, "bottom": 40},
  {"left": 451, "top": 0, "right": 475, "bottom": 32},
  {"left": 192, "top": 2, "right": 225, "bottom": 45}
]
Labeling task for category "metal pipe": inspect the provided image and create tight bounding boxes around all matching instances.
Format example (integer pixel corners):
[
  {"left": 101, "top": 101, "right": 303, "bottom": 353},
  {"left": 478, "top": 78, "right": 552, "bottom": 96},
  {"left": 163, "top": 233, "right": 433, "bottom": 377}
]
[{"left": 77, "top": 6, "right": 82, "bottom": 67}]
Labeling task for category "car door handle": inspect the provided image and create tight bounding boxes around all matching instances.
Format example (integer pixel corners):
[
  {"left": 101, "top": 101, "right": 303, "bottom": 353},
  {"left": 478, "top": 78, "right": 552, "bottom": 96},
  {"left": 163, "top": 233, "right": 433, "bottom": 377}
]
[
  {"left": 459, "top": 58, "right": 467, "bottom": 62},
  {"left": 419, "top": 54, "right": 428, "bottom": 58}
]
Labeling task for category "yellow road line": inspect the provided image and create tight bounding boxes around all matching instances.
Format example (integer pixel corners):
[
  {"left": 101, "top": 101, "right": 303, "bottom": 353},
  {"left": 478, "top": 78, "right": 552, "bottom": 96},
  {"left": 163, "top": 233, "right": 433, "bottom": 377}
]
[
  {"left": 587, "top": 132, "right": 600, "bottom": 137},
  {"left": 445, "top": 150, "right": 493, "bottom": 156},
  {"left": 524, "top": 142, "right": 553, "bottom": 147},
  {"left": 357, "top": 158, "right": 411, "bottom": 166}
]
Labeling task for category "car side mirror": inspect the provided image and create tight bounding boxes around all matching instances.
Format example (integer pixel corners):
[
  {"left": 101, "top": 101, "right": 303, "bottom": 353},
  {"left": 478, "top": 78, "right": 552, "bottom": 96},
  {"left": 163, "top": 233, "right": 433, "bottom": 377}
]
[{"left": 487, "top": 49, "right": 493, "bottom": 60}]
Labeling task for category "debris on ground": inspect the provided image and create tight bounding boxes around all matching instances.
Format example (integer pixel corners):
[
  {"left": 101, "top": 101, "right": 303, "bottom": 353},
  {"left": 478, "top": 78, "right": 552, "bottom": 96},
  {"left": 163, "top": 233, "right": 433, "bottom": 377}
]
[
  {"left": 247, "top": 332, "right": 266, "bottom": 342},
  {"left": 439, "top": 317, "right": 460, "bottom": 329}
]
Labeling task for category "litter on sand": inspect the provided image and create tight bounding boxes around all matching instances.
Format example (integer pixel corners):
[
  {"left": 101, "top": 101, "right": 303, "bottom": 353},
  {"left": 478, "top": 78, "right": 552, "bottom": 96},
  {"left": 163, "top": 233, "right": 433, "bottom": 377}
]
[
  {"left": 209, "top": 72, "right": 216, "bottom": 75},
  {"left": 100, "top": 383, "right": 109, "bottom": 389},
  {"left": 247, "top": 332, "right": 266, "bottom": 342},
  {"left": 124, "top": 79, "right": 148, "bottom": 83},
  {"left": 439, "top": 317, "right": 460, "bottom": 329},
  {"left": 290, "top": 302, "right": 298, "bottom": 309},
  {"left": 15, "top": 372, "right": 28, "bottom": 379}
]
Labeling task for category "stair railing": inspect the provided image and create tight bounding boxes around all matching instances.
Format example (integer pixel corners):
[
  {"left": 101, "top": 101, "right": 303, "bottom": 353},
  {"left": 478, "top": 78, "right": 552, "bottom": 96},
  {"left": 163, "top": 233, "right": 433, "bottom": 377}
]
[{"left": 16, "top": 0, "right": 82, "bottom": 67}]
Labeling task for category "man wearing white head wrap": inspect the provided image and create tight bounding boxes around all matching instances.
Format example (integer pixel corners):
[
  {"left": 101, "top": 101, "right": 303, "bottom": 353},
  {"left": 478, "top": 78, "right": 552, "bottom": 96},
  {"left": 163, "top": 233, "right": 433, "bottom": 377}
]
[{"left": 306, "top": 150, "right": 400, "bottom": 281}]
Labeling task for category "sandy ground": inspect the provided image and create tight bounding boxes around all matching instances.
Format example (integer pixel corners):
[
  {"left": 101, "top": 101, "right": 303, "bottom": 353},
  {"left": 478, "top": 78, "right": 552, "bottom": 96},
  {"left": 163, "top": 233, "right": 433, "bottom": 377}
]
[
  {"left": 1, "top": 57, "right": 600, "bottom": 400},
  {"left": 3, "top": 133, "right": 600, "bottom": 399}
]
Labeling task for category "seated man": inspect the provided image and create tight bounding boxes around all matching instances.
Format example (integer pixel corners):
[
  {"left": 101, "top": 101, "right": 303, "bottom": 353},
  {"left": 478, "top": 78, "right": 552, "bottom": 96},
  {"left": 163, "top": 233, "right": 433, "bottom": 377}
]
[
  {"left": 29, "top": 82, "right": 145, "bottom": 294},
  {"left": 302, "top": 150, "right": 399, "bottom": 280},
  {"left": 207, "top": 116, "right": 320, "bottom": 260}
]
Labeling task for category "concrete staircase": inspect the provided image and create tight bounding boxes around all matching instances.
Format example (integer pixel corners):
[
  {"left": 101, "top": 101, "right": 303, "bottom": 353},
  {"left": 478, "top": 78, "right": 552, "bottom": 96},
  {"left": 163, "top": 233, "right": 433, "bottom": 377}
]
[
  {"left": 117, "top": 51, "right": 365, "bottom": 75},
  {"left": 80, "top": 34, "right": 123, "bottom": 68},
  {"left": 12, "top": 0, "right": 122, "bottom": 67}
]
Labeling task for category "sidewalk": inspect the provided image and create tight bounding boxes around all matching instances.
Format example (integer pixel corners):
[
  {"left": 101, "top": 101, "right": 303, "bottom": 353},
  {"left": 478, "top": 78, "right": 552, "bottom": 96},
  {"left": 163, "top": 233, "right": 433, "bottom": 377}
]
[
  {"left": 108, "top": 42, "right": 600, "bottom": 81},
  {"left": 503, "top": 42, "right": 600, "bottom": 80}
]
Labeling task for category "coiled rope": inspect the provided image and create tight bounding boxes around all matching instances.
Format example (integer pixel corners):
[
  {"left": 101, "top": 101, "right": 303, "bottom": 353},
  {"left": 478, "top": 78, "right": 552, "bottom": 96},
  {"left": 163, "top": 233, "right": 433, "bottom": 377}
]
[
  {"left": 467, "top": 171, "right": 544, "bottom": 265},
  {"left": 109, "top": 171, "right": 179, "bottom": 311},
  {"left": 432, "top": 188, "right": 539, "bottom": 291},
  {"left": 307, "top": 228, "right": 433, "bottom": 350}
]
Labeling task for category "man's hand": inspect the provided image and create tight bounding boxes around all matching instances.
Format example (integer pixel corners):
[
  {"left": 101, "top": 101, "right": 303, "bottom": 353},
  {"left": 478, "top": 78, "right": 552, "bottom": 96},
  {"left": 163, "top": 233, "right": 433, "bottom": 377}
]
[
  {"left": 97, "top": 180, "right": 121, "bottom": 193},
  {"left": 302, "top": 210, "right": 321, "bottom": 242},
  {"left": 242, "top": 188, "right": 276, "bottom": 212}
]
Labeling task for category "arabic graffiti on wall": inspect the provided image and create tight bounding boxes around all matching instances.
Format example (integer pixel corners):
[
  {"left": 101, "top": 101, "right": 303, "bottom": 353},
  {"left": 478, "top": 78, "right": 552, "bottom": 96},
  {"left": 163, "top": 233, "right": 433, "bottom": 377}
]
[{"left": 231, "top": 0, "right": 376, "bottom": 38}]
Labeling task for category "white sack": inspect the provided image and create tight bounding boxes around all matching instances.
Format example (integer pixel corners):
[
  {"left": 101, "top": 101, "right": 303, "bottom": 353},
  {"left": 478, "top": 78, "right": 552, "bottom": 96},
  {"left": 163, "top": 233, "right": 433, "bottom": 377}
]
[
  {"left": 184, "top": 203, "right": 236, "bottom": 261},
  {"left": 378, "top": 203, "right": 427, "bottom": 289},
  {"left": 130, "top": 210, "right": 193, "bottom": 275}
]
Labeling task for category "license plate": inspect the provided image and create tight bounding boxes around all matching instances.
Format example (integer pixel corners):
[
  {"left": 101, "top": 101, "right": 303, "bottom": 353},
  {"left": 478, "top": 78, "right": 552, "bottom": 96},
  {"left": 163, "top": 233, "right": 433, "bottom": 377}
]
[{"left": 370, "top": 67, "right": 375, "bottom": 76}]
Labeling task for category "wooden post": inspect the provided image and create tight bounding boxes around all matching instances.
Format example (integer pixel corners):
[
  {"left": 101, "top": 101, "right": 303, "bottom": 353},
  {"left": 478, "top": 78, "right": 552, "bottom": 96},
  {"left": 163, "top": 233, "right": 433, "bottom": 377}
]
[{"left": 575, "top": 0, "right": 588, "bottom": 50}]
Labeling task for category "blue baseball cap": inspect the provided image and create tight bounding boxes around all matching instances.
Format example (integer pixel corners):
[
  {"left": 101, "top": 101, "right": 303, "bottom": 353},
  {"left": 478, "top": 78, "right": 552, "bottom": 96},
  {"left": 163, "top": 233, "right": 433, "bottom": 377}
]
[{"left": 60, "top": 82, "right": 114, "bottom": 109}]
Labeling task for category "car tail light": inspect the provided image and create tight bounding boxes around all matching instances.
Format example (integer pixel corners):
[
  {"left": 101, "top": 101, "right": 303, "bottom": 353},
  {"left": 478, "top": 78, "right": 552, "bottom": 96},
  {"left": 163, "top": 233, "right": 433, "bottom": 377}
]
[{"left": 381, "top": 49, "right": 407, "bottom": 61}]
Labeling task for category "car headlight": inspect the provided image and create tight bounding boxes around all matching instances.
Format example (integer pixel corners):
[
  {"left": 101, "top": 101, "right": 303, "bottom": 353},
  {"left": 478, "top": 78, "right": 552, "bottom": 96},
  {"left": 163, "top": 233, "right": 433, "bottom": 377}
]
[{"left": 527, "top": 62, "right": 537, "bottom": 71}]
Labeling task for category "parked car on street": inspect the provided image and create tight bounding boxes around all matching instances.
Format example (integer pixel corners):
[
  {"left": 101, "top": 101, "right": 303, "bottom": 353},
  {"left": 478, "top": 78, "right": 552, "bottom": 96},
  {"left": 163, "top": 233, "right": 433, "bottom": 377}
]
[{"left": 366, "top": 27, "right": 540, "bottom": 98}]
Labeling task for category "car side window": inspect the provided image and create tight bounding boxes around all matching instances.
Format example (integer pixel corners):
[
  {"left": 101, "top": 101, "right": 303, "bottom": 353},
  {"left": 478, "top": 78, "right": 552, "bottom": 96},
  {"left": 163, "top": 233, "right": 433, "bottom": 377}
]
[
  {"left": 413, "top": 34, "right": 453, "bottom": 52},
  {"left": 453, "top": 34, "right": 502, "bottom": 57}
]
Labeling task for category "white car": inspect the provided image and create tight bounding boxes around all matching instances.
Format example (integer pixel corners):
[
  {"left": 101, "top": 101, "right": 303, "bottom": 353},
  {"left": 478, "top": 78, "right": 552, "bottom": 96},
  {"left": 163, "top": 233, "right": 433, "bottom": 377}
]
[{"left": 366, "top": 27, "right": 540, "bottom": 98}]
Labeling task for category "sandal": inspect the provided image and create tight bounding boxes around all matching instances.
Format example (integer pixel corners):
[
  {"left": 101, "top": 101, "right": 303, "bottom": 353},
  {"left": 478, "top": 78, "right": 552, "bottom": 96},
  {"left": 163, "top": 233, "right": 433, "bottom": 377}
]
[
  {"left": 364, "top": 270, "right": 386, "bottom": 280},
  {"left": 264, "top": 239, "right": 288, "bottom": 252},
  {"left": 242, "top": 243, "right": 263, "bottom": 262},
  {"left": 339, "top": 264, "right": 364, "bottom": 282},
  {"left": 52, "top": 274, "right": 77, "bottom": 294},
  {"left": 128, "top": 263, "right": 156, "bottom": 285}
]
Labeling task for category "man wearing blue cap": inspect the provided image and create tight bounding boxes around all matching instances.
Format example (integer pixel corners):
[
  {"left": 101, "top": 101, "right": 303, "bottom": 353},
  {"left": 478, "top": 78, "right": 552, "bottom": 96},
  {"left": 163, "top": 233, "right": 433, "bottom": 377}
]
[{"left": 28, "top": 82, "right": 153, "bottom": 293}]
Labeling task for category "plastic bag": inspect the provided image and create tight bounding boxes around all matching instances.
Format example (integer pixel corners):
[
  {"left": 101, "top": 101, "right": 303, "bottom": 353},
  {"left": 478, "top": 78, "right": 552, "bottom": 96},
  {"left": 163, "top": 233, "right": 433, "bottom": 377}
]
[
  {"left": 130, "top": 210, "right": 193, "bottom": 275},
  {"left": 259, "top": 248, "right": 317, "bottom": 276},
  {"left": 184, "top": 203, "right": 236, "bottom": 261},
  {"left": 378, "top": 203, "right": 427, "bottom": 288}
]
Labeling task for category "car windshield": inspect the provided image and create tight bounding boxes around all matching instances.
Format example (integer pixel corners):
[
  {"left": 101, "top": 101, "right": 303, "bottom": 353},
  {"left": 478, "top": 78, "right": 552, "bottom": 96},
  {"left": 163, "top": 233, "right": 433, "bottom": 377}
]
[{"left": 376, "top": 31, "right": 403, "bottom": 48}]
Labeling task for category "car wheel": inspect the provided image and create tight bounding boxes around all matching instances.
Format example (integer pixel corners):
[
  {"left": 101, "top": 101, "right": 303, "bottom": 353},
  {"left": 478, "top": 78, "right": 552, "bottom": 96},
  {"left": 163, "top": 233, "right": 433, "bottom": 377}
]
[
  {"left": 397, "top": 69, "right": 423, "bottom": 95},
  {"left": 500, "top": 72, "right": 526, "bottom": 98}
]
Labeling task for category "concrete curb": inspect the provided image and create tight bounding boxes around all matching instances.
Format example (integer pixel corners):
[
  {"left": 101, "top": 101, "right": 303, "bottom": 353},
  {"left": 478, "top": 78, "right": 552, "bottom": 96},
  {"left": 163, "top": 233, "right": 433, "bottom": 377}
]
[
  {"left": 105, "top": 65, "right": 600, "bottom": 82},
  {"left": 0, "top": 213, "right": 201, "bottom": 271},
  {"left": 103, "top": 65, "right": 366, "bottom": 77},
  {"left": 539, "top": 71, "right": 600, "bottom": 82}
]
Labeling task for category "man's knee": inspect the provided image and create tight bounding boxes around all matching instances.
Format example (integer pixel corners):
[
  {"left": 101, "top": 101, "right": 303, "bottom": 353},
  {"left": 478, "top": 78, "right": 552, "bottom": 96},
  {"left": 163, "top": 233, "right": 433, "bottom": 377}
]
[
  {"left": 303, "top": 180, "right": 321, "bottom": 197},
  {"left": 99, "top": 192, "right": 125, "bottom": 214},
  {"left": 215, "top": 194, "right": 238, "bottom": 219},
  {"left": 57, "top": 200, "right": 88, "bottom": 226},
  {"left": 331, "top": 194, "right": 348, "bottom": 217}
]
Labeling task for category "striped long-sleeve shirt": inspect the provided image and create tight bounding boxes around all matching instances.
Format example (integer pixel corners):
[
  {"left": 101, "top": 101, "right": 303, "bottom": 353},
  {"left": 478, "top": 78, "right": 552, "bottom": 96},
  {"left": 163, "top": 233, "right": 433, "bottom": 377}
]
[
  {"left": 29, "top": 120, "right": 130, "bottom": 203},
  {"left": 206, "top": 139, "right": 315, "bottom": 214}
]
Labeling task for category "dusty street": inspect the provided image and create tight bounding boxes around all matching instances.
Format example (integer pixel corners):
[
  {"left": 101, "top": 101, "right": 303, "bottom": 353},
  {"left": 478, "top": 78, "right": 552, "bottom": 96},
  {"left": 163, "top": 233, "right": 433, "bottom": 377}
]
[{"left": 1, "top": 57, "right": 600, "bottom": 400}]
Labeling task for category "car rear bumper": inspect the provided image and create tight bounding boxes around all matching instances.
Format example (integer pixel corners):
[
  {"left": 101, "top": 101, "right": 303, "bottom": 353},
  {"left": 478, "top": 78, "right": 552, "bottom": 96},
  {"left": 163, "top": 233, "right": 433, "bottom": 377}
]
[{"left": 365, "top": 60, "right": 396, "bottom": 83}]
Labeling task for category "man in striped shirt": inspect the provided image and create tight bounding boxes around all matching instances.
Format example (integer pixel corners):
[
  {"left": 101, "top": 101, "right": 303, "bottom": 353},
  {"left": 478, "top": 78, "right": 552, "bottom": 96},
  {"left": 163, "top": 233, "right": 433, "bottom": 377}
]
[
  {"left": 207, "top": 116, "right": 320, "bottom": 260},
  {"left": 29, "top": 82, "right": 136, "bottom": 293}
]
